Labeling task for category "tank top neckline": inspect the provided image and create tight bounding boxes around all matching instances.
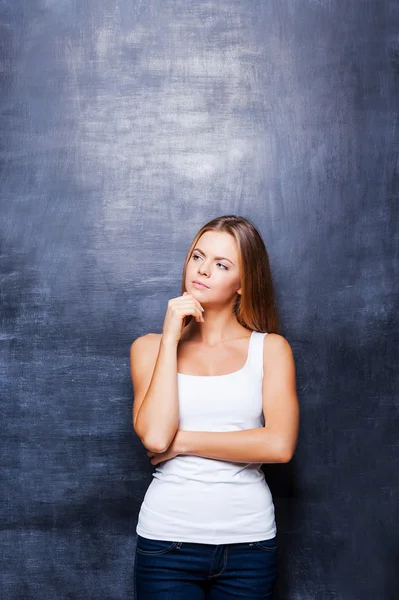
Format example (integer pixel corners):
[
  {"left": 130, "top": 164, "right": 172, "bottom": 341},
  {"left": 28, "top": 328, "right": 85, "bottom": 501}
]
[{"left": 177, "top": 330, "right": 255, "bottom": 379}]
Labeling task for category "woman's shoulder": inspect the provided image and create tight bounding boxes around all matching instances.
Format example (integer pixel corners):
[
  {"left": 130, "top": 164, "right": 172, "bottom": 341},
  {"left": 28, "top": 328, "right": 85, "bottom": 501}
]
[
  {"left": 130, "top": 332, "right": 162, "bottom": 352},
  {"left": 129, "top": 334, "right": 163, "bottom": 380},
  {"left": 263, "top": 332, "right": 294, "bottom": 356},
  {"left": 132, "top": 331, "right": 161, "bottom": 341}
]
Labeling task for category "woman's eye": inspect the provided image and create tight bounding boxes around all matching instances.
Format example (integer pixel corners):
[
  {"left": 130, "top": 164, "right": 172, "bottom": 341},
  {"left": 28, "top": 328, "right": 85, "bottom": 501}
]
[{"left": 192, "top": 254, "right": 227, "bottom": 270}]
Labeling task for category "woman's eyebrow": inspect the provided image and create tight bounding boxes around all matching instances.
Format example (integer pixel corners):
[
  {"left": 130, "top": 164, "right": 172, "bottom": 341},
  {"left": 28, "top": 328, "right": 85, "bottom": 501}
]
[{"left": 193, "top": 247, "right": 235, "bottom": 266}]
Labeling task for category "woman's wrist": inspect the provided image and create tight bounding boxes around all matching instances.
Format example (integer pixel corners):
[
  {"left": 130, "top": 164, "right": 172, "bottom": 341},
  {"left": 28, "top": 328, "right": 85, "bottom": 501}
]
[{"left": 176, "top": 429, "right": 190, "bottom": 455}]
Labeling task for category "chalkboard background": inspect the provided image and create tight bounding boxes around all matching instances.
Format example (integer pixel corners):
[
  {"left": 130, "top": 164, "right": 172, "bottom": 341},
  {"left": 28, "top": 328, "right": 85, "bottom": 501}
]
[{"left": 1, "top": 1, "right": 398, "bottom": 599}]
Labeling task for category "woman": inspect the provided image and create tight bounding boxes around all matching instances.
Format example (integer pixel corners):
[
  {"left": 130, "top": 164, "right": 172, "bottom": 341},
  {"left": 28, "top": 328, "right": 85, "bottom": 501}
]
[{"left": 130, "top": 215, "right": 299, "bottom": 599}]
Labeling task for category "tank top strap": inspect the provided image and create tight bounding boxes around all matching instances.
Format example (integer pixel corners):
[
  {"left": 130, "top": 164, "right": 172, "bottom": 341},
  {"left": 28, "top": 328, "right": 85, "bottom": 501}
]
[{"left": 246, "top": 331, "right": 268, "bottom": 378}]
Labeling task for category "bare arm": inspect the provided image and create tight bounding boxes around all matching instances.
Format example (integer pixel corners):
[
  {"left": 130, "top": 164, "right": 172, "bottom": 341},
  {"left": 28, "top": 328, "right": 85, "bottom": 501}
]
[
  {"left": 131, "top": 292, "right": 204, "bottom": 453},
  {"left": 176, "top": 427, "right": 284, "bottom": 463},
  {"left": 260, "top": 333, "right": 299, "bottom": 462},
  {"left": 130, "top": 335, "right": 179, "bottom": 453}
]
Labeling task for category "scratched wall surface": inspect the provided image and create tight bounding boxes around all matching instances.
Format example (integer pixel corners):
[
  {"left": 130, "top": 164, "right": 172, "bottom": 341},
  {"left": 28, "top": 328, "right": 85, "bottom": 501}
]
[{"left": 0, "top": 0, "right": 398, "bottom": 598}]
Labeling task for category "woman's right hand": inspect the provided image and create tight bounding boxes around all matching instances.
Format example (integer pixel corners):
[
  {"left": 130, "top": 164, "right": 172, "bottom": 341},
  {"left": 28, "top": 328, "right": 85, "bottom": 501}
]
[{"left": 162, "top": 292, "right": 205, "bottom": 344}]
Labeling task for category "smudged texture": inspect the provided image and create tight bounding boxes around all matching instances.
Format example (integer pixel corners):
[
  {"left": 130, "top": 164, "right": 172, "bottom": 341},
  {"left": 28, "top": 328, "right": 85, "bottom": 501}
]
[{"left": 0, "top": 0, "right": 398, "bottom": 598}]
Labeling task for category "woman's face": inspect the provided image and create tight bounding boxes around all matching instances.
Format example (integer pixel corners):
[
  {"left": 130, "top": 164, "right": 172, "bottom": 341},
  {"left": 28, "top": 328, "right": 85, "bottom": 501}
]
[{"left": 185, "top": 230, "right": 241, "bottom": 304}]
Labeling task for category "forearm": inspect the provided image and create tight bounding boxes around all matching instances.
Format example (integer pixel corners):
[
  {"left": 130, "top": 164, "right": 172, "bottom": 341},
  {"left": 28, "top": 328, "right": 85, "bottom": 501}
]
[
  {"left": 178, "top": 427, "right": 287, "bottom": 464},
  {"left": 135, "top": 338, "right": 179, "bottom": 452}
]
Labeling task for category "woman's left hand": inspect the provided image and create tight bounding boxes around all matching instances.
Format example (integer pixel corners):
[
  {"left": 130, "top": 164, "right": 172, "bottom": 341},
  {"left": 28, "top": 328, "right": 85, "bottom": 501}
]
[{"left": 147, "top": 429, "right": 184, "bottom": 466}]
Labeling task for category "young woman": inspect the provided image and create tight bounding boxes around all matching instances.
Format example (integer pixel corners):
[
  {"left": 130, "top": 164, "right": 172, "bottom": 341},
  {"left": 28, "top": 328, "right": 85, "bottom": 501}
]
[{"left": 130, "top": 215, "right": 299, "bottom": 599}]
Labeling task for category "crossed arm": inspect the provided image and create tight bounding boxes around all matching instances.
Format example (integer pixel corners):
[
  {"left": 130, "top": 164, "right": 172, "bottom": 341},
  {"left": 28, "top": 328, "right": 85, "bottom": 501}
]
[{"left": 147, "top": 334, "right": 300, "bottom": 466}]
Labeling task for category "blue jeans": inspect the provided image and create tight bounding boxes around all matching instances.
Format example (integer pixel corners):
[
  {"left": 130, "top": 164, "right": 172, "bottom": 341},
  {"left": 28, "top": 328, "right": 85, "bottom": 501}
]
[{"left": 134, "top": 534, "right": 277, "bottom": 599}]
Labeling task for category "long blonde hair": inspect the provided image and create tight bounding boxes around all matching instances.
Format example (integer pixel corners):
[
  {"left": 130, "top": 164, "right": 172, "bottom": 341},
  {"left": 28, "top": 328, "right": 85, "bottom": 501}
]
[{"left": 181, "top": 215, "right": 280, "bottom": 334}]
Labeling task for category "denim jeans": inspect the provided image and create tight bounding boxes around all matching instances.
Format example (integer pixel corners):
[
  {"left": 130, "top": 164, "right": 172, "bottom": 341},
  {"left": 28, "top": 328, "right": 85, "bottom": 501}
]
[{"left": 134, "top": 534, "right": 277, "bottom": 599}]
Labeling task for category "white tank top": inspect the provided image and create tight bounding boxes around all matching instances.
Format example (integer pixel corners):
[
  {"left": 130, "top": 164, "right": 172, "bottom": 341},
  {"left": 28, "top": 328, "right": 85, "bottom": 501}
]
[{"left": 136, "top": 330, "right": 277, "bottom": 544}]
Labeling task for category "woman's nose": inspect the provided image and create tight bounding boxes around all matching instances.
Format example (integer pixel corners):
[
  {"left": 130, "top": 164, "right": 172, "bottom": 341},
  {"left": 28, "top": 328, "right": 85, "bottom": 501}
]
[{"left": 198, "top": 265, "right": 209, "bottom": 276}]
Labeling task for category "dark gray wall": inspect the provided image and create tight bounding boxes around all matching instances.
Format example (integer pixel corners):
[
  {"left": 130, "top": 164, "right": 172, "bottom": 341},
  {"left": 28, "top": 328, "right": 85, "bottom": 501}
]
[{"left": 1, "top": 1, "right": 398, "bottom": 599}]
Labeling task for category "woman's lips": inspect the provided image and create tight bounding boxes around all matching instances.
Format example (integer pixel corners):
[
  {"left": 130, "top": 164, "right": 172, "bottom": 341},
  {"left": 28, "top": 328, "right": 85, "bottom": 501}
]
[{"left": 192, "top": 280, "right": 209, "bottom": 289}]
